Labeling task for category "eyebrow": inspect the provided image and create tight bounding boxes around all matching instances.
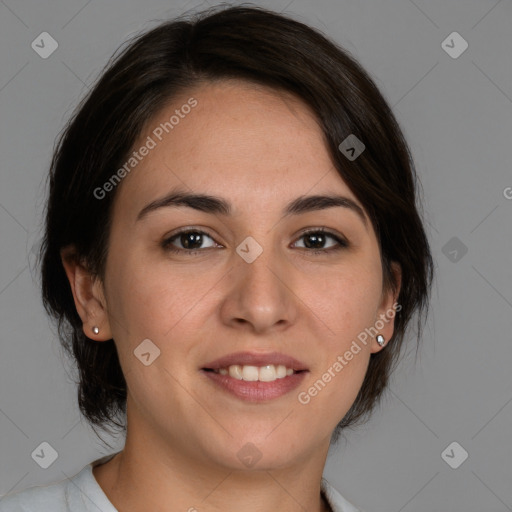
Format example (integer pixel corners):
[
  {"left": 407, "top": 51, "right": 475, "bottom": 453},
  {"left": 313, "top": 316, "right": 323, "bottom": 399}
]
[{"left": 136, "top": 188, "right": 367, "bottom": 228}]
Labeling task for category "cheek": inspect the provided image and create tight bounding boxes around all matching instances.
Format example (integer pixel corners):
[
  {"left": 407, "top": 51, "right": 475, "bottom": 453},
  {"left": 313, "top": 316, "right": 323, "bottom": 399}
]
[
  {"left": 306, "top": 261, "right": 381, "bottom": 419},
  {"left": 105, "top": 252, "right": 206, "bottom": 339},
  {"left": 103, "top": 256, "right": 205, "bottom": 405},
  {"left": 305, "top": 262, "right": 383, "bottom": 347},
  {"left": 295, "top": 334, "right": 371, "bottom": 436}
]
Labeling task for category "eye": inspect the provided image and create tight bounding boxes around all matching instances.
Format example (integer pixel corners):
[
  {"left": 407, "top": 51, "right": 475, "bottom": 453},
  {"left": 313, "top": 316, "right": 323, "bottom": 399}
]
[
  {"left": 292, "top": 229, "right": 349, "bottom": 254},
  {"left": 162, "top": 229, "right": 218, "bottom": 255},
  {"left": 161, "top": 227, "right": 349, "bottom": 256}
]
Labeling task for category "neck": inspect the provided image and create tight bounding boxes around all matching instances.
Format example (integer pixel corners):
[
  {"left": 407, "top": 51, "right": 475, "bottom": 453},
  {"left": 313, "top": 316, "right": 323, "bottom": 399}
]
[{"left": 93, "top": 435, "right": 332, "bottom": 512}]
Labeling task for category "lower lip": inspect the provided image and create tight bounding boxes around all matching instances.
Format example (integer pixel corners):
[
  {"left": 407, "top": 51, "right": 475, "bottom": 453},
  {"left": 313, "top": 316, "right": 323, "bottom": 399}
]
[{"left": 201, "top": 369, "right": 308, "bottom": 402}]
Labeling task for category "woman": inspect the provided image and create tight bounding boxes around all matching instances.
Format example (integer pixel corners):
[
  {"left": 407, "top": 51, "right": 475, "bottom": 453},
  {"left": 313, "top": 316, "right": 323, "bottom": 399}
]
[{"left": 0, "top": 4, "right": 433, "bottom": 511}]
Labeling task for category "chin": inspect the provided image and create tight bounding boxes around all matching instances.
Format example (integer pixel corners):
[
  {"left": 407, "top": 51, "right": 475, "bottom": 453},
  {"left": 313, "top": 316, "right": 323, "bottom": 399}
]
[{"left": 205, "top": 430, "right": 307, "bottom": 471}]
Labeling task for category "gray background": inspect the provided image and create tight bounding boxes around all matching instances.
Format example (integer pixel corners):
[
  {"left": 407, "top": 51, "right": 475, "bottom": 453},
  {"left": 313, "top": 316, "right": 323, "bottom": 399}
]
[{"left": 1, "top": 0, "right": 511, "bottom": 511}]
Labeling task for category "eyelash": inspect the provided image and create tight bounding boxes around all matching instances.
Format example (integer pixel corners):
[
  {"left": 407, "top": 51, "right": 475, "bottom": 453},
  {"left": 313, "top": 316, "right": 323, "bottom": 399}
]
[{"left": 161, "top": 228, "right": 349, "bottom": 256}]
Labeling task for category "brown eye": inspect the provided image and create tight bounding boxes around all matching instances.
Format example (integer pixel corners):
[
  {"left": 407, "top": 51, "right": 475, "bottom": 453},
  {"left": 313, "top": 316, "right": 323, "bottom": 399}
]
[
  {"left": 293, "top": 229, "right": 349, "bottom": 254},
  {"left": 162, "top": 229, "right": 217, "bottom": 254},
  {"left": 161, "top": 227, "right": 348, "bottom": 256}
]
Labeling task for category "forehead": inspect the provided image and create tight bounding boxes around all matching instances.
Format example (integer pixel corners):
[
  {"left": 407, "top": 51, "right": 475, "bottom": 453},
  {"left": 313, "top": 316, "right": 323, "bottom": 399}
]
[{"left": 114, "top": 79, "right": 357, "bottom": 216}]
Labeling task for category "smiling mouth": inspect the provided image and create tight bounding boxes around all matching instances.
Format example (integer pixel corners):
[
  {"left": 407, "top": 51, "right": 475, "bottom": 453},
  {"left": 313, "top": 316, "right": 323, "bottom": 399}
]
[{"left": 202, "top": 364, "right": 306, "bottom": 383}]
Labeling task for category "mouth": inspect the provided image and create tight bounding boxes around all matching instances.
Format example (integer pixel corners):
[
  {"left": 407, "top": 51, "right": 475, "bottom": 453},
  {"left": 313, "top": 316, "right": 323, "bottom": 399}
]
[
  {"left": 202, "top": 364, "right": 305, "bottom": 382},
  {"left": 201, "top": 351, "right": 309, "bottom": 401}
]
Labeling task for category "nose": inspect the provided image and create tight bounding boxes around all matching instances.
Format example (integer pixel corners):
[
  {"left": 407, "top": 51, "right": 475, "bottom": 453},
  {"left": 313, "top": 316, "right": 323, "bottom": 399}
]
[{"left": 219, "top": 240, "right": 299, "bottom": 335}]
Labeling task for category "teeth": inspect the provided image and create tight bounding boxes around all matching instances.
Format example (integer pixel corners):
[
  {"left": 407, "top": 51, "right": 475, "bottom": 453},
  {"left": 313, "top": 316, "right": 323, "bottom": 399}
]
[
  {"left": 229, "top": 365, "right": 243, "bottom": 380},
  {"left": 276, "top": 365, "right": 287, "bottom": 378},
  {"left": 259, "top": 365, "right": 276, "bottom": 382},
  {"left": 216, "top": 364, "right": 296, "bottom": 382},
  {"left": 242, "top": 365, "right": 259, "bottom": 381}
]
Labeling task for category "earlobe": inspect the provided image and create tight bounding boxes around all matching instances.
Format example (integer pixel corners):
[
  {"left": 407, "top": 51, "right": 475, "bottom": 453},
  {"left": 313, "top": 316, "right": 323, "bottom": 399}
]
[
  {"left": 60, "top": 246, "right": 112, "bottom": 341},
  {"left": 371, "top": 261, "right": 402, "bottom": 353}
]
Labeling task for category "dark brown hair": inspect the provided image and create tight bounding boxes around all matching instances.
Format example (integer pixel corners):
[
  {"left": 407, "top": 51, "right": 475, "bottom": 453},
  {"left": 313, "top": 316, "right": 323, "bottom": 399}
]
[{"left": 39, "top": 3, "right": 434, "bottom": 444}]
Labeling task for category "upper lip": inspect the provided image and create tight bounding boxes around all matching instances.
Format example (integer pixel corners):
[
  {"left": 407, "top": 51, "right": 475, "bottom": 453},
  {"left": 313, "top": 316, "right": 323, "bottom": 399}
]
[{"left": 202, "top": 351, "right": 309, "bottom": 371}]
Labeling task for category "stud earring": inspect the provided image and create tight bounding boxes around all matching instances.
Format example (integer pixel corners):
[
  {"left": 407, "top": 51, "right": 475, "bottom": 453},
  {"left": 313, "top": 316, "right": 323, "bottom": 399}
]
[
  {"left": 376, "top": 334, "right": 385, "bottom": 347},
  {"left": 92, "top": 326, "right": 100, "bottom": 335}
]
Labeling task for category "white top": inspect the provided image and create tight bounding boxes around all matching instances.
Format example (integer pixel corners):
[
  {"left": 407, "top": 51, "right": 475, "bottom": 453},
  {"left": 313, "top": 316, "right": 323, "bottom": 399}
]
[{"left": 0, "top": 452, "right": 363, "bottom": 512}]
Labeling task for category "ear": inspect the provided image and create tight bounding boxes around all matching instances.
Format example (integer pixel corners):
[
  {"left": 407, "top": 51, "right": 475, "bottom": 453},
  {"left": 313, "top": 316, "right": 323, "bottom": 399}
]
[
  {"left": 60, "top": 246, "right": 112, "bottom": 341},
  {"left": 371, "top": 261, "right": 402, "bottom": 353}
]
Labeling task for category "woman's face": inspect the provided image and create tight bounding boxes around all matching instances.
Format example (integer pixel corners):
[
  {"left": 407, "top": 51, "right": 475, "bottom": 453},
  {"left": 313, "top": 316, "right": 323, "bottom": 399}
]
[{"left": 92, "top": 80, "right": 399, "bottom": 470}]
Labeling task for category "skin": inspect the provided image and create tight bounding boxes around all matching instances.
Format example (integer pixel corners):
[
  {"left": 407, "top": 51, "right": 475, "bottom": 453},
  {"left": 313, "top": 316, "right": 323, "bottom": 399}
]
[{"left": 61, "top": 79, "right": 401, "bottom": 512}]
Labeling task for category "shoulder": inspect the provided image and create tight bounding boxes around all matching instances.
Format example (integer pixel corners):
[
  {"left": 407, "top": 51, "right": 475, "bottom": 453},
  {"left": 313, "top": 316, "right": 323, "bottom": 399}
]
[
  {"left": 322, "top": 478, "right": 365, "bottom": 512},
  {"left": 0, "top": 452, "right": 119, "bottom": 512},
  {"left": 0, "top": 477, "right": 69, "bottom": 512}
]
